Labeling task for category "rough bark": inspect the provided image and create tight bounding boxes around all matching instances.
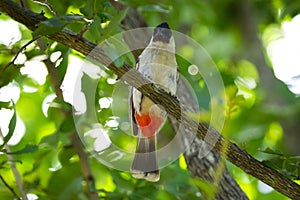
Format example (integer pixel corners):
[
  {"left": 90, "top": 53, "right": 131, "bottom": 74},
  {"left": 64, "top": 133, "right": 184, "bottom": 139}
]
[
  {"left": 170, "top": 77, "right": 248, "bottom": 200},
  {"left": 0, "top": 0, "right": 300, "bottom": 199}
]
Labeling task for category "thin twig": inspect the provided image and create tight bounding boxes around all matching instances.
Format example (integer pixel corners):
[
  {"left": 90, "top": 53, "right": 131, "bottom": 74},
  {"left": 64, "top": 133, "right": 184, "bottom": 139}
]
[
  {"left": 0, "top": 128, "right": 27, "bottom": 200},
  {"left": 32, "top": 0, "right": 57, "bottom": 16},
  {"left": 19, "top": 0, "right": 25, "bottom": 7},
  {"left": 76, "top": 24, "right": 90, "bottom": 40},
  {"left": 71, "top": 133, "right": 99, "bottom": 200},
  {"left": 36, "top": 37, "right": 99, "bottom": 200},
  {"left": 36, "top": 37, "right": 65, "bottom": 101},
  {"left": 0, "top": 175, "right": 20, "bottom": 199},
  {"left": 0, "top": 37, "right": 40, "bottom": 74}
]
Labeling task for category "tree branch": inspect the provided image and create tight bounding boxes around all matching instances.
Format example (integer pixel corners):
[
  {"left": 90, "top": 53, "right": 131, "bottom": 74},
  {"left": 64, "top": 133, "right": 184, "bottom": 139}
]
[
  {"left": 1, "top": 0, "right": 299, "bottom": 199},
  {"left": 44, "top": 58, "right": 99, "bottom": 200},
  {"left": 169, "top": 77, "right": 248, "bottom": 199},
  {"left": 110, "top": 4, "right": 248, "bottom": 198},
  {"left": 36, "top": 37, "right": 99, "bottom": 200}
]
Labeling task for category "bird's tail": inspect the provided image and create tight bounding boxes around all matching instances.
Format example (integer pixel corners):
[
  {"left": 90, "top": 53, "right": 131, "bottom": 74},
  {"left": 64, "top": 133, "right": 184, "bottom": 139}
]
[{"left": 131, "top": 135, "right": 160, "bottom": 182}]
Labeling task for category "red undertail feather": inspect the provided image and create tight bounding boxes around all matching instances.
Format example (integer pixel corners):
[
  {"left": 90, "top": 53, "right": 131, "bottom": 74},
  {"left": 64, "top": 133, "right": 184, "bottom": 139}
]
[{"left": 135, "top": 113, "right": 164, "bottom": 138}]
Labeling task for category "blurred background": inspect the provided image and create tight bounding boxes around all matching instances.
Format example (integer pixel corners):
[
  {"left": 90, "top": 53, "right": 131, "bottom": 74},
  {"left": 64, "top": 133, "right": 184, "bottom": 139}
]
[{"left": 0, "top": 0, "right": 299, "bottom": 199}]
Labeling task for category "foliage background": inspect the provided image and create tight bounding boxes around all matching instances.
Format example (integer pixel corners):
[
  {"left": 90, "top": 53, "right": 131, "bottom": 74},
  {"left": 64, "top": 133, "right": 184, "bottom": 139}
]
[{"left": 0, "top": 0, "right": 299, "bottom": 199}]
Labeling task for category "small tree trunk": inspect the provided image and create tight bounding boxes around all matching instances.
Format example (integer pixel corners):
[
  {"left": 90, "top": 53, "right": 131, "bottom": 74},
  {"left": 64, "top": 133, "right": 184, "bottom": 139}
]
[{"left": 168, "top": 77, "right": 248, "bottom": 199}]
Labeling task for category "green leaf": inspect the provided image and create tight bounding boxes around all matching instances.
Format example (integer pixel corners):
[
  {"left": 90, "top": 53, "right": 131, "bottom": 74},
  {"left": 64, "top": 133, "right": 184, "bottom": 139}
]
[
  {"left": 33, "top": 14, "right": 84, "bottom": 38},
  {"left": 193, "top": 179, "right": 217, "bottom": 199},
  {"left": 53, "top": 116, "right": 75, "bottom": 146},
  {"left": 156, "top": 190, "right": 177, "bottom": 199},
  {"left": 0, "top": 102, "right": 16, "bottom": 150},
  {"left": 33, "top": 20, "right": 64, "bottom": 38},
  {"left": 102, "top": 8, "right": 128, "bottom": 37},
  {"left": 48, "top": 163, "right": 82, "bottom": 198},
  {"left": 259, "top": 147, "right": 284, "bottom": 156},
  {"left": 63, "top": 14, "right": 85, "bottom": 22},
  {"left": 80, "top": 0, "right": 98, "bottom": 19},
  {"left": 0, "top": 101, "right": 11, "bottom": 109},
  {"left": 60, "top": 116, "right": 75, "bottom": 133},
  {"left": 88, "top": 16, "right": 103, "bottom": 41},
  {"left": 0, "top": 156, "right": 9, "bottom": 169},
  {"left": 59, "top": 148, "right": 75, "bottom": 166},
  {"left": 48, "top": 98, "right": 72, "bottom": 112},
  {"left": 137, "top": 4, "right": 171, "bottom": 13},
  {"left": 260, "top": 148, "right": 300, "bottom": 179},
  {"left": 103, "top": 44, "right": 124, "bottom": 68},
  {"left": 2, "top": 144, "right": 39, "bottom": 155},
  {"left": 0, "top": 65, "right": 21, "bottom": 88},
  {"left": 40, "top": 132, "right": 59, "bottom": 148}
]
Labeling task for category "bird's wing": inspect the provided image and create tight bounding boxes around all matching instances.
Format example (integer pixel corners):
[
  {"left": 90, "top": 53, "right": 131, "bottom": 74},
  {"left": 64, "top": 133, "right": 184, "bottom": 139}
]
[
  {"left": 129, "top": 86, "right": 139, "bottom": 136},
  {"left": 130, "top": 58, "right": 141, "bottom": 136}
]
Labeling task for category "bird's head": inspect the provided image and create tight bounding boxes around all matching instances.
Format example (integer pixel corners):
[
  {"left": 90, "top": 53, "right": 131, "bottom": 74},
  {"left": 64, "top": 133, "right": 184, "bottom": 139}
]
[{"left": 152, "top": 22, "right": 172, "bottom": 43}]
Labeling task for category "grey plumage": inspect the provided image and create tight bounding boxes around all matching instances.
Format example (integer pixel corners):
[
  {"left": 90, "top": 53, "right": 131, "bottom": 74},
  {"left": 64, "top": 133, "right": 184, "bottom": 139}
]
[{"left": 130, "top": 22, "right": 178, "bottom": 182}]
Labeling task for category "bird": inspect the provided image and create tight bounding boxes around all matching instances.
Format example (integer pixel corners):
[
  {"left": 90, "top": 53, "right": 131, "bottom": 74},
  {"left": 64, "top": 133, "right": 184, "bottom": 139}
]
[{"left": 129, "top": 22, "right": 178, "bottom": 182}]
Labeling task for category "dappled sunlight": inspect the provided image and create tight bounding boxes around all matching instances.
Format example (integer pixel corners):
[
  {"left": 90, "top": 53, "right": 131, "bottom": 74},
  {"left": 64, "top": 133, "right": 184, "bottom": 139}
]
[
  {"left": 0, "top": 0, "right": 299, "bottom": 199},
  {"left": 0, "top": 19, "right": 21, "bottom": 46},
  {"left": 265, "top": 14, "right": 300, "bottom": 95},
  {"left": 21, "top": 60, "right": 48, "bottom": 85},
  {"left": 42, "top": 93, "right": 57, "bottom": 117}
]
